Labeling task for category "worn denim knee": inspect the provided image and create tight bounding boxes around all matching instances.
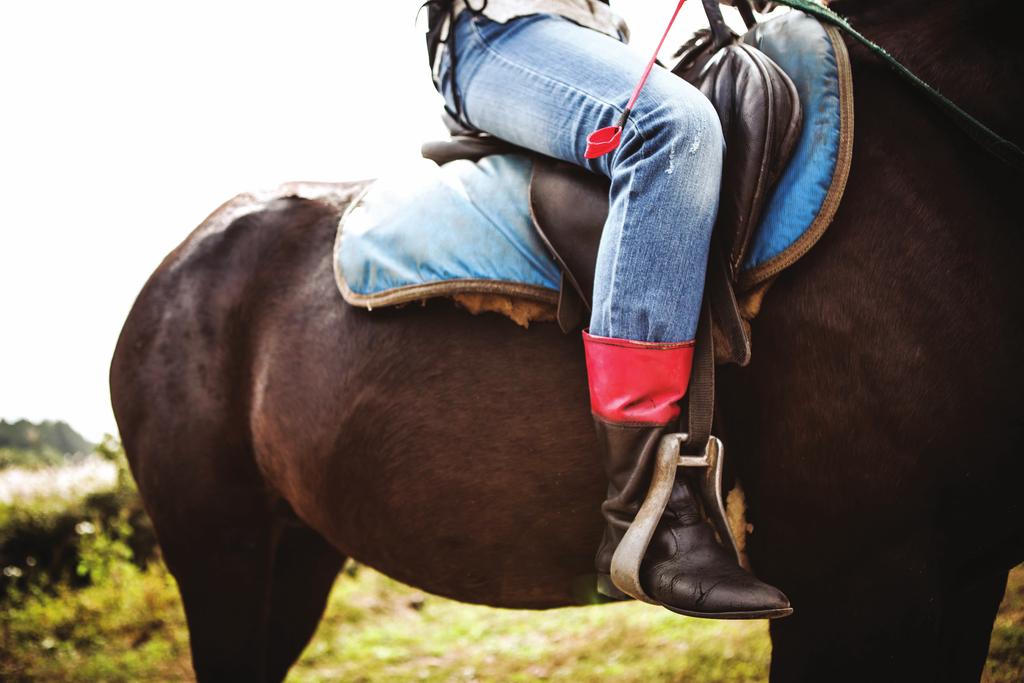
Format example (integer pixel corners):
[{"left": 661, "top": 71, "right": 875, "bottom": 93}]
[{"left": 588, "top": 73, "right": 724, "bottom": 342}]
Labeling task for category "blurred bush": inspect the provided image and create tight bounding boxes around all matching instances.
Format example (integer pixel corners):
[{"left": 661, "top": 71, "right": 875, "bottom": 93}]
[
  {"left": 0, "top": 446, "right": 66, "bottom": 470},
  {"left": 0, "top": 436, "right": 191, "bottom": 681},
  {"left": 0, "top": 437, "right": 157, "bottom": 601}
]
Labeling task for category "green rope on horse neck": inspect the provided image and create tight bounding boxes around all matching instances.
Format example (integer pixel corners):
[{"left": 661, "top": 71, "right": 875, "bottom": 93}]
[{"left": 769, "top": 0, "right": 1024, "bottom": 170}]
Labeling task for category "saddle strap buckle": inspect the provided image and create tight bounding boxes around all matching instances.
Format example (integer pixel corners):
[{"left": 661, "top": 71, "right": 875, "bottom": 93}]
[{"left": 610, "top": 432, "right": 742, "bottom": 604}]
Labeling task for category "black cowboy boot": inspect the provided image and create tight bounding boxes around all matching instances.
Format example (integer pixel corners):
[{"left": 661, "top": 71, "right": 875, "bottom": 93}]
[{"left": 584, "top": 330, "right": 791, "bottom": 619}]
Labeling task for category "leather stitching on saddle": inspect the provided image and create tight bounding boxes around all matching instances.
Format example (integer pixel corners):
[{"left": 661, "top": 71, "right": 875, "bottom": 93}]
[{"left": 337, "top": 277, "right": 558, "bottom": 311}]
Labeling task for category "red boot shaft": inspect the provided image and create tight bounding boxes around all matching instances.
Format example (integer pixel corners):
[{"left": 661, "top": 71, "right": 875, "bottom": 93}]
[{"left": 582, "top": 331, "right": 694, "bottom": 426}]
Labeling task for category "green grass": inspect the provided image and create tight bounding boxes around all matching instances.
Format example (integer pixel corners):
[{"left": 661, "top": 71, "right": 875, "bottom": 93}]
[
  {"left": 984, "top": 567, "right": 1024, "bottom": 683},
  {"left": 0, "top": 554, "right": 192, "bottom": 682},
  {"left": 2, "top": 545, "right": 1021, "bottom": 682},
  {"left": 291, "top": 566, "right": 769, "bottom": 683},
  {"left": 4, "top": 442, "right": 1017, "bottom": 680}
]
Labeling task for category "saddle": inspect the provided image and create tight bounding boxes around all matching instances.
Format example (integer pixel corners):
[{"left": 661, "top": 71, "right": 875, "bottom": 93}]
[{"left": 422, "top": 0, "right": 803, "bottom": 366}]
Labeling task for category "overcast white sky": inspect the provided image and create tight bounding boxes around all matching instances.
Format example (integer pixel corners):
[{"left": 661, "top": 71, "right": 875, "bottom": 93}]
[{"left": 0, "top": 1, "right": 751, "bottom": 441}]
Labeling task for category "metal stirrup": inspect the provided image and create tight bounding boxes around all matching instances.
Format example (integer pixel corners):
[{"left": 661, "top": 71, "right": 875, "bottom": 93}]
[{"left": 609, "top": 433, "right": 740, "bottom": 603}]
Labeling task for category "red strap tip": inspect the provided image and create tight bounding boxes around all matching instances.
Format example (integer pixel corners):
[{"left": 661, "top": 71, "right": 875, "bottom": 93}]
[{"left": 585, "top": 126, "right": 622, "bottom": 159}]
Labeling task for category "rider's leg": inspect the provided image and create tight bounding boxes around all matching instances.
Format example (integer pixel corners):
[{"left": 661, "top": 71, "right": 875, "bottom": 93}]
[
  {"left": 439, "top": 11, "right": 790, "bottom": 618},
  {"left": 441, "top": 12, "right": 714, "bottom": 343}
]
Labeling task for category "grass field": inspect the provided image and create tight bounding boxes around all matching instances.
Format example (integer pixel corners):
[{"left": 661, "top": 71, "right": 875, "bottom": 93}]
[
  {"left": 293, "top": 565, "right": 770, "bottom": 682},
  {"left": 1, "top": 450, "right": 1021, "bottom": 682},
  {"left": 2, "top": 552, "right": 1021, "bottom": 682},
  {"left": 295, "top": 564, "right": 1023, "bottom": 683}
]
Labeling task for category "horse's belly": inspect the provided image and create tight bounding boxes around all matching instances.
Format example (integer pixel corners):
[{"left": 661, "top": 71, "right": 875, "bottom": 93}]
[{"left": 253, "top": 302, "right": 608, "bottom": 608}]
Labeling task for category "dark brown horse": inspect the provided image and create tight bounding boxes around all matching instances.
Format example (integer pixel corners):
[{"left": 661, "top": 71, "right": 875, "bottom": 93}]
[{"left": 110, "top": 1, "right": 1022, "bottom": 680}]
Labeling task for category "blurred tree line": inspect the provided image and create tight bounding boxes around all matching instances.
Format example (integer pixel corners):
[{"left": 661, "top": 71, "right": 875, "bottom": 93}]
[{"left": 0, "top": 419, "right": 94, "bottom": 469}]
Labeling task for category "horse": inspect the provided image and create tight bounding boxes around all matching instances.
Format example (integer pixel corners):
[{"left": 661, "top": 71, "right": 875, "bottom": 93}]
[{"left": 109, "top": 0, "right": 1023, "bottom": 680}]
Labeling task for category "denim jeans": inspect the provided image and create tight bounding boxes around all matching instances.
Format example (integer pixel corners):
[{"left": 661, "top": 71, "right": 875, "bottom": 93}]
[{"left": 437, "top": 11, "right": 723, "bottom": 343}]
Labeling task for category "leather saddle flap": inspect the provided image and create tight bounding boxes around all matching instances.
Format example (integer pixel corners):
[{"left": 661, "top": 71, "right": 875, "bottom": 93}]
[
  {"left": 678, "top": 36, "right": 802, "bottom": 280},
  {"left": 530, "top": 32, "right": 802, "bottom": 310},
  {"left": 529, "top": 162, "right": 609, "bottom": 310}
]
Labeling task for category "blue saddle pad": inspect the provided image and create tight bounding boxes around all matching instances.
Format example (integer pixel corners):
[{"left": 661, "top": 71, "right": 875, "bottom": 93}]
[
  {"left": 336, "top": 10, "right": 852, "bottom": 313},
  {"left": 336, "top": 154, "right": 561, "bottom": 309},
  {"left": 738, "top": 10, "right": 853, "bottom": 287}
]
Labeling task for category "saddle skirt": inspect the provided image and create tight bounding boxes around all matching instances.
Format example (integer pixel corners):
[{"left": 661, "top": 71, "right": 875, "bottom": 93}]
[
  {"left": 336, "top": 154, "right": 560, "bottom": 313},
  {"left": 335, "top": 9, "right": 853, "bottom": 352}
]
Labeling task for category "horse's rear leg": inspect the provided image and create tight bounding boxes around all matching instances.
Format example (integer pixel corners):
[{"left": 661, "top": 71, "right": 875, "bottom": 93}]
[
  {"left": 265, "top": 518, "right": 347, "bottom": 682},
  {"left": 768, "top": 556, "right": 1010, "bottom": 682},
  {"left": 938, "top": 569, "right": 1009, "bottom": 682},
  {"left": 141, "top": 443, "right": 345, "bottom": 682},
  {"left": 126, "top": 422, "right": 283, "bottom": 682},
  {"left": 156, "top": 471, "right": 281, "bottom": 682},
  {"left": 767, "top": 551, "right": 949, "bottom": 681}
]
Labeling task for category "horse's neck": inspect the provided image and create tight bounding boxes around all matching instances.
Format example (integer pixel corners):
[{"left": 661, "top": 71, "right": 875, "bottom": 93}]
[{"left": 831, "top": 0, "right": 1023, "bottom": 144}]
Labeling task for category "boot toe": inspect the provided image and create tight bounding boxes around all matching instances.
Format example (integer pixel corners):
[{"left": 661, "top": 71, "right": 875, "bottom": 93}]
[
  {"left": 695, "top": 575, "right": 791, "bottom": 617},
  {"left": 644, "top": 566, "right": 792, "bottom": 619}
]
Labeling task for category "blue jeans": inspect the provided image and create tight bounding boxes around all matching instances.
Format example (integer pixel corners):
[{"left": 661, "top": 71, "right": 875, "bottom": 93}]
[{"left": 437, "top": 11, "right": 723, "bottom": 343}]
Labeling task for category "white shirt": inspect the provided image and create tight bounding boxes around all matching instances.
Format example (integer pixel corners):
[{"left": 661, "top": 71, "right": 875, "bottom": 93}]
[{"left": 451, "top": 0, "right": 629, "bottom": 41}]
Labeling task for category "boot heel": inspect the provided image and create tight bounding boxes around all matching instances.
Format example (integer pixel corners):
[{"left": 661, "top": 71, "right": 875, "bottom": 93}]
[{"left": 596, "top": 574, "right": 631, "bottom": 600}]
